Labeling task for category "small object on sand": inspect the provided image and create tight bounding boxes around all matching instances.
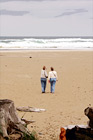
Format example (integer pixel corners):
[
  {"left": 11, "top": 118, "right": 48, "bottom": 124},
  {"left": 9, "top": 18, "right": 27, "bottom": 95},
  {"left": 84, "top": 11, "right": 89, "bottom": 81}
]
[
  {"left": 60, "top": 127, "right": 66, "bottom": 140},
  {"left": 38, "top": 132, "right": 43, "bottom": 135},
  {"left": 29, "top": 56, "right": 32, "bottom": 58}
]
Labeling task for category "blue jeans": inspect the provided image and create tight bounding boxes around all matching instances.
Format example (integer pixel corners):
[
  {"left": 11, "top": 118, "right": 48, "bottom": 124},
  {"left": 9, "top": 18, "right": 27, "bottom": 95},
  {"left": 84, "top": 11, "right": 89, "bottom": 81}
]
[
  {"left": 41, "top": 78, "right": 47, "bottom": 93},
  {"left": 50, "top": 78, "right": 56, "bottom": 93}
]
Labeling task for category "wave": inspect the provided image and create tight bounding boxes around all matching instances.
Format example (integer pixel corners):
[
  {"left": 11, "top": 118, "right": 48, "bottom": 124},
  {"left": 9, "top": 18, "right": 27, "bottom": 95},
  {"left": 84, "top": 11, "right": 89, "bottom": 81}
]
[{"left": 0, "top": 37, "right": 93, "bottom": 50}]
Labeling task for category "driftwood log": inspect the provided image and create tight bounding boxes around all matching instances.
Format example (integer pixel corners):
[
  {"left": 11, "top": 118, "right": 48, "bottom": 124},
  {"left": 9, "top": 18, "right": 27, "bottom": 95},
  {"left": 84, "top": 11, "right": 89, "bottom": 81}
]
[
  {"left": 0, "top": 99, "right": 29, "bottom": 139},
  {"left": 60, "top": 107, "right": 93, "bottom": 140},
  {"left": 16, "top": 106, "right": 46, "bottom": 112},
  {"left": 60, "top": 126, "right": 93, "bottom": 140},
  {"left": 84, "top": 107, "right": 93, "bottom": 128},
  {"left": 66, "top": 126, "right": 93, "bottom": 140}
]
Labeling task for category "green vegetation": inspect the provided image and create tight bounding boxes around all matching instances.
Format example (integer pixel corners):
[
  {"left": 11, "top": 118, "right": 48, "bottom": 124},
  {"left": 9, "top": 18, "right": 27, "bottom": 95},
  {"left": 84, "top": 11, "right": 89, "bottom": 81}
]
[{"left": 22, "top": 131, "right": 38, "bottom": 140}]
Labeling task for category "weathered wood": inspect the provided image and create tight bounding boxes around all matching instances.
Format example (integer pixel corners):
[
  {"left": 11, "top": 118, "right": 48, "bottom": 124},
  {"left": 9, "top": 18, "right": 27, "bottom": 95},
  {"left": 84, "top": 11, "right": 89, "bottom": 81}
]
[
  {"left": 0, "top": 99, "right": 29, "bottom": 138},
  {"left": 16, "top": 106, "right": 46, "bottom": 112},
  {"left": 66, "top": 126, "right": 93, "bottom": 140},
  {"left": 60, "top": 126, "right": 93, "bottom": 140},
  {"left": 21, "top": 119, "right": 35, "bottom": 125},
  {"left": 60, "top": 107, "right": 93, "bottom": 140},
  {"left": 9, "top": 133, "right": 22, "bottom": 140},
  {"left": 84, "top": 107, "right": 93, "bottom": 128}
]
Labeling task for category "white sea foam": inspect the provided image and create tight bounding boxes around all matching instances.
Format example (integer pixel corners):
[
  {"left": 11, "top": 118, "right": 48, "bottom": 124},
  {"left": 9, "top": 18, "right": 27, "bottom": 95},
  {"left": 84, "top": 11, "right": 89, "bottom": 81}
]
[{"left": 0, "top": 37, "right": 93, "bottom": 50}]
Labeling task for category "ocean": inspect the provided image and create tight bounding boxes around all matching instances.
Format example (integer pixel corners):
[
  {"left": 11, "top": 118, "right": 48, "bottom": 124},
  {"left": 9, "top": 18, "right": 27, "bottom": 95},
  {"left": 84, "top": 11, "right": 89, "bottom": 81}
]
[{"left": 0, "top": 36, "right": 93, "bottom": 50}]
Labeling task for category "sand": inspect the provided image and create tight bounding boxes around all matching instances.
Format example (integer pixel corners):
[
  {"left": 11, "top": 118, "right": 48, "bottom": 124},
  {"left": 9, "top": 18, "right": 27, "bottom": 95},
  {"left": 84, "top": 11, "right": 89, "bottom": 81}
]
[{"left": 0, "top": 50, "right": 93, "bottom": 140}]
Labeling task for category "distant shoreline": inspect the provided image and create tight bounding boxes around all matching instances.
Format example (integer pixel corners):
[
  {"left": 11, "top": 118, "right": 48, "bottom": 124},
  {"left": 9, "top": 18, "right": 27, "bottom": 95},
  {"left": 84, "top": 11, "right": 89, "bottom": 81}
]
[{"left": 0, "top": 49, "right": 93, "bottom": 52}]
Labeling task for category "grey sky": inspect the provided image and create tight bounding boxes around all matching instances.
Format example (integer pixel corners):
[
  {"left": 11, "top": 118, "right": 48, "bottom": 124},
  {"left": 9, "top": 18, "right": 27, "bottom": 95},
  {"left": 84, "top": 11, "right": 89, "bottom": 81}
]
[
  {"left": 0, "top": 0, "right": 93, "bottom": 36},
  {"left": 56, "top": 9, "right": 88, "bottom": 17},
  {"left": 0, "top": 9, "right": 29, "bottom": 16}
]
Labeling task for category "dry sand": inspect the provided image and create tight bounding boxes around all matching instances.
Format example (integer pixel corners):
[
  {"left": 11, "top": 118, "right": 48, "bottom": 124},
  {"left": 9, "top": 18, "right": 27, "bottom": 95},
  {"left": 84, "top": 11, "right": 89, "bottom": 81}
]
[{"left": 0, "top": 50, "right": 93, "bottom": 140}]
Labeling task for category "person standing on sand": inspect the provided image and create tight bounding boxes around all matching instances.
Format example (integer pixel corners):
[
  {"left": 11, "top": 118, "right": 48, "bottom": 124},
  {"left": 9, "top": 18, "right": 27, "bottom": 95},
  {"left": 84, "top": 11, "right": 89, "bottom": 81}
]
[
  {"left": 48, "top": 67, "right": 58, "bottom": 93},
  {"left": 41, "top": 66, "right": 48, "bottom": 93}
]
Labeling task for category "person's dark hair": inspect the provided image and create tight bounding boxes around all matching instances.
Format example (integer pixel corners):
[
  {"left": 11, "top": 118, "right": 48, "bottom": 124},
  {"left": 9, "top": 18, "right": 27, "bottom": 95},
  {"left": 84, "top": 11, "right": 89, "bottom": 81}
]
[
  {"left": 43, "top": 66, "right": 46, "bottom": 70},
  {"left": 51, "top": 67, "right": 54, "bottom": 71}
]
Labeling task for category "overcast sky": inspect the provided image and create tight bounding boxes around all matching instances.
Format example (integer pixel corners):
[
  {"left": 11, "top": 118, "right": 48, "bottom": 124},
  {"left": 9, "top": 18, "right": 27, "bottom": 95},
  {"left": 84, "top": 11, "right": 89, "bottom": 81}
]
[{"left": 0, "top": 0, "right": 93, "bottom": 36}]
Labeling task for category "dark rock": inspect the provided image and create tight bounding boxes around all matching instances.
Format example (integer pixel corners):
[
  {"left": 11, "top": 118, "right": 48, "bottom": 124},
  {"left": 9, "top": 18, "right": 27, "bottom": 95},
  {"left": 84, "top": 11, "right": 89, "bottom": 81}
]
[
  {"left": 66, "top": 127, "right": 93, "bottom": 140},
  {"left": 84, "top": 107, "right": 93, "bottom": 128}
]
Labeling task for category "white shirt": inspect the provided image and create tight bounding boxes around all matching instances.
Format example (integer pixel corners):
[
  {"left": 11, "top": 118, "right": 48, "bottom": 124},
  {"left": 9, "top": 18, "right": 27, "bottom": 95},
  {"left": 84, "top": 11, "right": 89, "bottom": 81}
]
[
  {"left": 41, "top": 70, "right": 48, "bottom": 78},
  {"left": 48, "top": 71, "right": 58, "bottom": 80}
]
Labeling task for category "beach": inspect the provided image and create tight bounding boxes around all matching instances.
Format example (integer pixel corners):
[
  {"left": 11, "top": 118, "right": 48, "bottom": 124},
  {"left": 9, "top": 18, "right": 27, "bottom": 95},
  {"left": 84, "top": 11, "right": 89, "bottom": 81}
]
[{"left": 0, "top": 50, "right": 93, "bottom": 140}]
